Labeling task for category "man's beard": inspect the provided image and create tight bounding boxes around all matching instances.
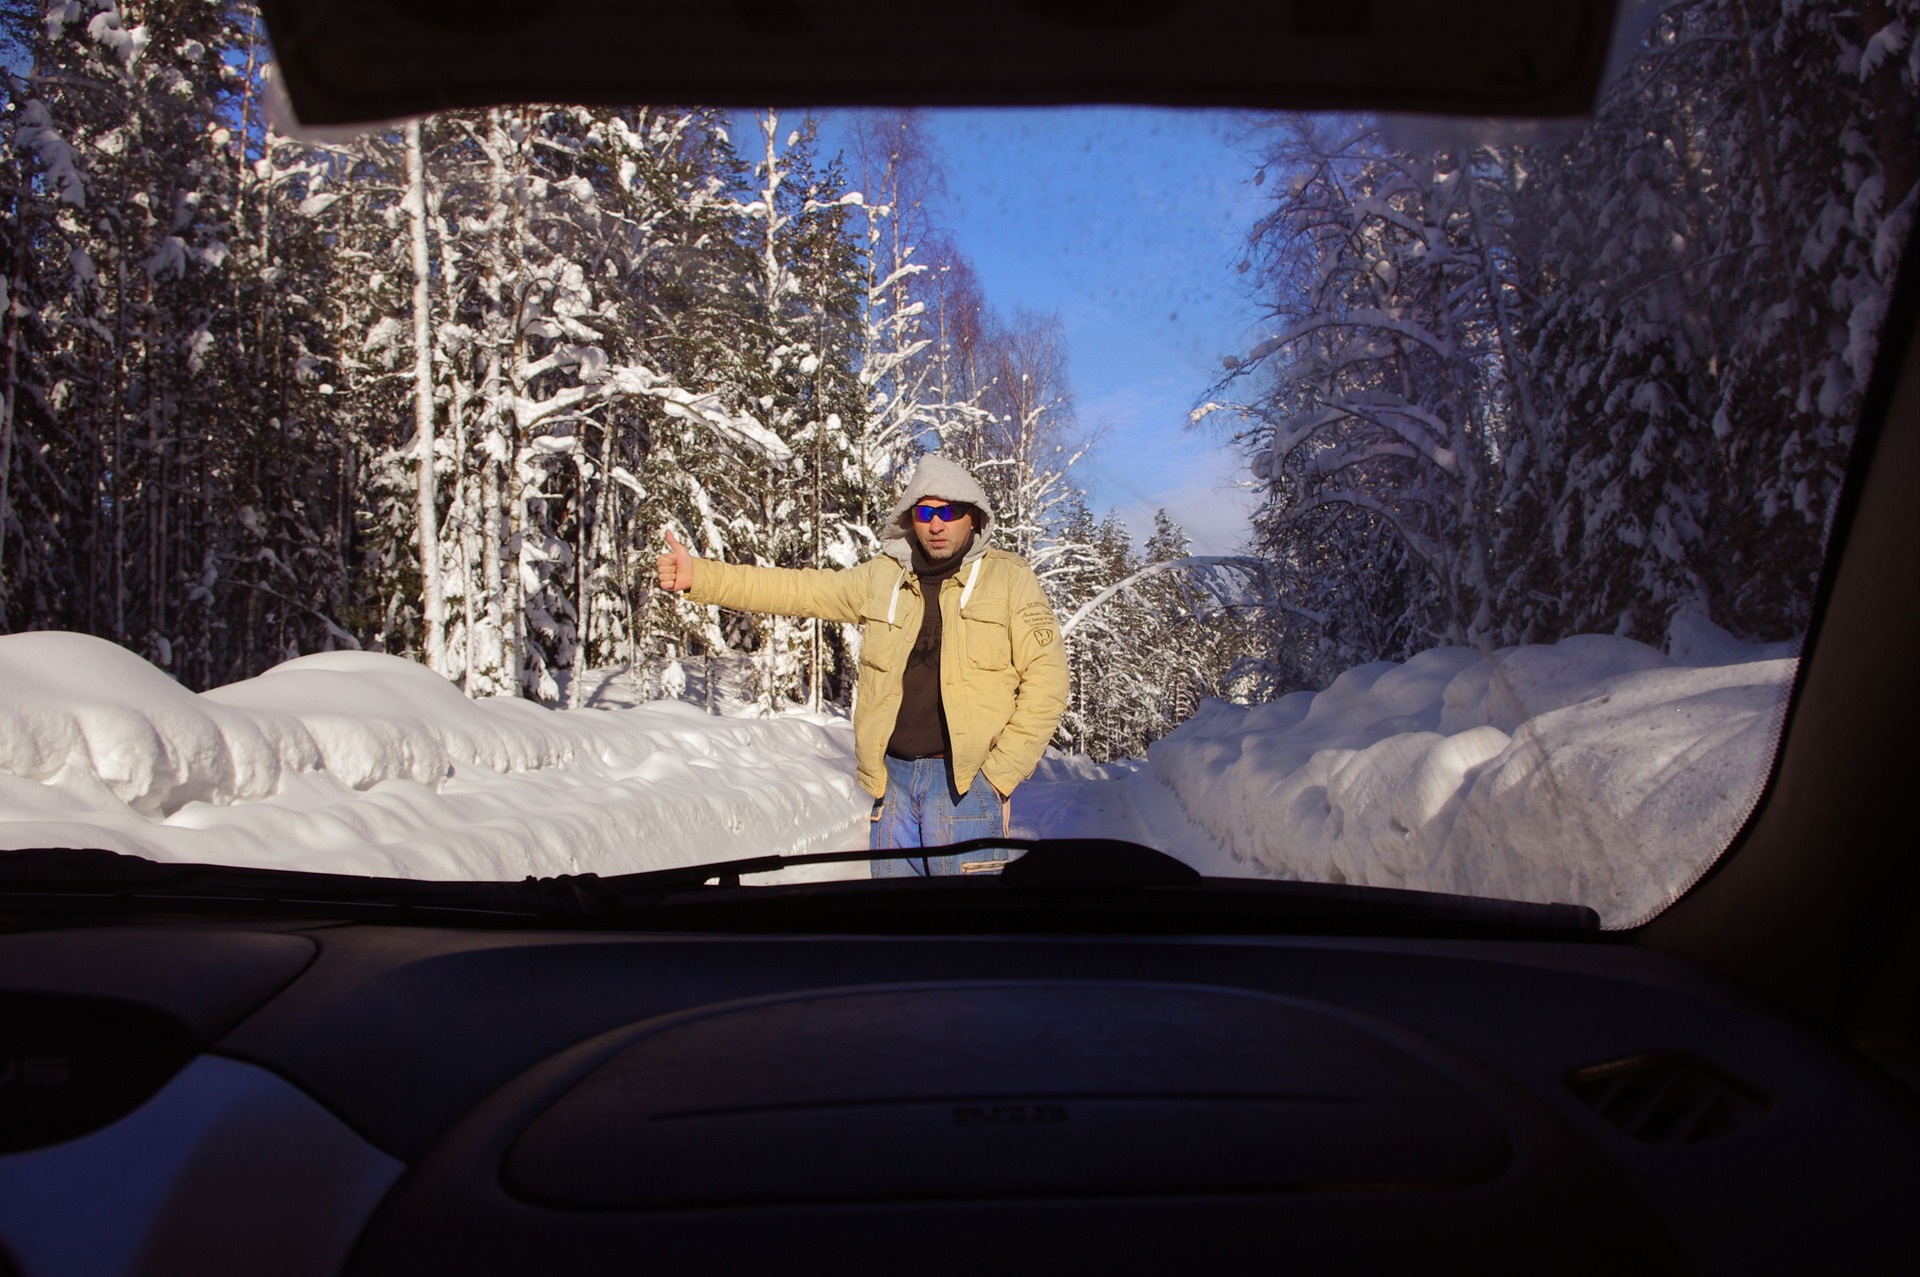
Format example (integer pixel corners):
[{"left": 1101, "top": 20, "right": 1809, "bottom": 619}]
[{"left": 914, "top": 531, "right": 973, "bottom": 572}]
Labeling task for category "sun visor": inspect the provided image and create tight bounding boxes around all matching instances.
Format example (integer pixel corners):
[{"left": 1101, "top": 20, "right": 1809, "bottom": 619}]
[{"left": 257, "top": 0, "right": 1620, "bottom": 126}]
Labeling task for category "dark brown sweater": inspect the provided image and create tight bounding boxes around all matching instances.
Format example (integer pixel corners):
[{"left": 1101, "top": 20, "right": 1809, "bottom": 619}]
[{"left": 886, "top": 539, "right": 972, "bottom": 758}]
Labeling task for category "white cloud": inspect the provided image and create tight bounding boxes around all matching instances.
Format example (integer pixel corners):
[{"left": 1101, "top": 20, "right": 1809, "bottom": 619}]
[
  {"left": 1074, "top": 379, "right": 1258, "bottom": 557},
  {"left": 1112, "top": 454, "right": 1259, "bottom": 556}
]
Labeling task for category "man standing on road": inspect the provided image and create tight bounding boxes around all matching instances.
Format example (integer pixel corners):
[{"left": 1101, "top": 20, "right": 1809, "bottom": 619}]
[{"left": 655, "top": 455, "right": 1069, "bottom": 875}]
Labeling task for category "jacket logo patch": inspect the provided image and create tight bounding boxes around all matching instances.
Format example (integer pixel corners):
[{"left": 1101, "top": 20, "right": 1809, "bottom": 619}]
[{"left": 1033, "top": 627, "right": 1057, "bottom": 647}]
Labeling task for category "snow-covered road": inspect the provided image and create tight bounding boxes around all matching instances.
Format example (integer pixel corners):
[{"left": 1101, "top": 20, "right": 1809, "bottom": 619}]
[
  {"left": 1, "top": 625, "right": 1795, "bottom": 926},
  {"left": 1014, "top": 754, "right": 1238, "bottom": 875}
]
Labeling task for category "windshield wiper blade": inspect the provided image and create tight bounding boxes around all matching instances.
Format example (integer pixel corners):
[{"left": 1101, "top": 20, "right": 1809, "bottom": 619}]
[
  {"left": 535, "top": 840, "right": 1599, "bottom": 933},
  {"left": 0, "top": 847, "right": 558, "bottom": 918},
  {"left": 0, "top": 840, "right": 1185, "bottom": 923},
  {"left": 0, "top": 843, "right": 1600, "bottom": 934},
  {"left": 578, "top": 837, "right": 1199, "bottom": 893}
]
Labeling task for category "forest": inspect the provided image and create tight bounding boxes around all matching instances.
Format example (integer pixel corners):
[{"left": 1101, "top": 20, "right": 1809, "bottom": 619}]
[
  {"left": 0, "top": 0, "right": 1914, "bottom": 762},
  {"left": 1214, "top": 0, "right": 1917, "bottom": 692}
]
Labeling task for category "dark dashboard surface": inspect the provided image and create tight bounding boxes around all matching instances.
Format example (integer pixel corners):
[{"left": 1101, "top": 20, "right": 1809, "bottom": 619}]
[{"left": 1, "top": 920, "right": 1915, "bottom": 1275}]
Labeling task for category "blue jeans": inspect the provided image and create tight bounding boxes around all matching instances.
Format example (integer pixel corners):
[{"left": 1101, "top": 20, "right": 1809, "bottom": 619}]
[{"left": 869, "top": 754, "right": 1009, "bottom": 877}]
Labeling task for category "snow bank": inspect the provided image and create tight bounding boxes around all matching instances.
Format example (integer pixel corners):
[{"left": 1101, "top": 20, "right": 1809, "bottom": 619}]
[
  {"left": 0, "top": 633, "right": 869, "bottom": 879},
  {"left": 0, "top": 629, "right": 1799, "bottom": 921},
  {"left": 1146, "top": 635, "right": 1795, "bottom": 927}
]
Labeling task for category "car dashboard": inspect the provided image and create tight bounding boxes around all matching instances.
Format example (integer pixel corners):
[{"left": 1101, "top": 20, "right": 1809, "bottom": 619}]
[{"left": 2, "top": 916, "right": 1914, "bottom": 1275}]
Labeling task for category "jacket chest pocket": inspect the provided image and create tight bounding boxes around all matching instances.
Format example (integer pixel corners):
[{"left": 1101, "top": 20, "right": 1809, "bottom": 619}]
[
  {"left": 960, "top": 597, "right": 1012, "bottom": 670},
  {"left": 859, "top": 588, "right": 909, "bottom": 673}
]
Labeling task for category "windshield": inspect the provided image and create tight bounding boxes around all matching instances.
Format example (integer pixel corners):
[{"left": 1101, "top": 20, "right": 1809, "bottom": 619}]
[{"left": 0, "top": 1, "right": 1913, "bottom": 927}]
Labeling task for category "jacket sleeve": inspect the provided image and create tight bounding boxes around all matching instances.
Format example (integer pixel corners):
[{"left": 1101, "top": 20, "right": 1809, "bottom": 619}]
[
  {"left": 686, "top": 557, "right": 871, "bottom": 624},
  {"left": 979, "top": 561, "right": 1071, "bottom": 797}
]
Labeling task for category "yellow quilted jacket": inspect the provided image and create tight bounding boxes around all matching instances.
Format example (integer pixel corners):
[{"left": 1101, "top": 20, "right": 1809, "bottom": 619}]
[{"left": 687, "top": 548, "right": 1069, "bottom": 800}]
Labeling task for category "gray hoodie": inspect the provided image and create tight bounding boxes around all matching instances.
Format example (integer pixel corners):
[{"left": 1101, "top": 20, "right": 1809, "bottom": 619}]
[{"left": 880, "top": 453, "right": 995, "bottom": 571}]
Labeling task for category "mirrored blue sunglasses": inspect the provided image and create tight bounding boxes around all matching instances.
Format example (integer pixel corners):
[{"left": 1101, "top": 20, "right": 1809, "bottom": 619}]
[{"left": 912, "top": 502, "right": 971, "bottom": 524}]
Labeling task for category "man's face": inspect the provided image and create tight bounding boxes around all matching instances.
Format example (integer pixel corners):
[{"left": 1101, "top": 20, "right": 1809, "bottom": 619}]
[{"left": 912, "top": 498, "right": 975, "bottom": 564}]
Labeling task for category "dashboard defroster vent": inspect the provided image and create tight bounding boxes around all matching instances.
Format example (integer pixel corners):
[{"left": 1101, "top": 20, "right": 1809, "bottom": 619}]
[
  {"left": 1565, "top": 1053, "right": 1771, "bottom": 1146},
  {"left": 506, "top": 983, "right": 1512, "bottom": 1208}
]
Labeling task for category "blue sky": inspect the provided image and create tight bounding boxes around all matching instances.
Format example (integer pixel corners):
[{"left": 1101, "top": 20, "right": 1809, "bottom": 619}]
[{"left": 820, "top": 107, "right": 1272, "bottom": 555}]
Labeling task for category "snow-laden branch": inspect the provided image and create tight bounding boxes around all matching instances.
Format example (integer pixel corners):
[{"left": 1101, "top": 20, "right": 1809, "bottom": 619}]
[
  {"left": 1237, "top": 308, "right": 1458, "bottom": 366},
  {"left": 1322, "top": 395, "right": 1460, "bottom": 473},
  {"left": 13, "top": 101, "right": 87, "bottom": 208},
  {"left": 506, "top": 357, "right": 792, "bottom": 464},
  {"left": 1060, "top": 556, "right": 1327, "bottom": 638},
  {"left": 1293, "top": 490, "right": 1448, "bottom": 577},
  {"left": 1308, "top": 439, "right": 1424, "bottom": 474}
]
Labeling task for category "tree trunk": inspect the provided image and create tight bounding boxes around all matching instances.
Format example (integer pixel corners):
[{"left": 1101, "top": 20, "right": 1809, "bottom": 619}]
[
  {"left": 0, "top": 226, "right": 22, "bottom": 612},
  {"left": 405, "top": 120, "right": 447, "bottom": 672},
  {"left": 810, "top": 361, "right": 824, "bottom": 711}
]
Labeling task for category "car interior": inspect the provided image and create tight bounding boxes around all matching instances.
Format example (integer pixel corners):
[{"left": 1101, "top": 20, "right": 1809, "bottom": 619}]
[{"left": 1, "top": 0, "right": 1916, "bottom": 1273}]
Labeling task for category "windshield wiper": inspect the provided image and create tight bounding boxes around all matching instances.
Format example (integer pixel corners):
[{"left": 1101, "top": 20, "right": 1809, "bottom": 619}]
[
  {"left": 599, "top": 837, "right": 1200, "bottom": 891},
  {"left": 0, "top": 840, "right": 1188, "bottom": 916},
  {"left": 0, "top": 847, "right": 561, "bottom": 920},
  {"left": 0, "top": 843, "right": 1599, "bottom": 936}
]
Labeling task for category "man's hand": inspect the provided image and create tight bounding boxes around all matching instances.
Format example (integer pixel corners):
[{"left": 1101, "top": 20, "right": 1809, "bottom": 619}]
[{"left": 657, "top": 528, "right": 694, "bottom": 592}]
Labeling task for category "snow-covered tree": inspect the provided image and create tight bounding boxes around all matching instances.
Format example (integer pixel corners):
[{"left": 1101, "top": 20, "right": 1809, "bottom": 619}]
[
  {"left": 1205, "top": 117, "right": 1512, "bottom": 674},
  {"left": 940, "top": 306, "right": 1095, "bottom": 584},
  {"left": 1053, "top": 508, "right": 1265, "bottom": 762},
  {"left": 1212, "top": 0, "right": 1918, "bottom": 694},
  {"left": 848, "top": 111, "right": 940, "bottom": 527},
  {"left": 0, "top": 19, "right": 1222, "bottom": 753}
]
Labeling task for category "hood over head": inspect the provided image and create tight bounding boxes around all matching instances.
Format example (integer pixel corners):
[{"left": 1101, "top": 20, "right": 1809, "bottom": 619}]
[{"left": 882, "top": 454, "right": 994, "bottom": 569}]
